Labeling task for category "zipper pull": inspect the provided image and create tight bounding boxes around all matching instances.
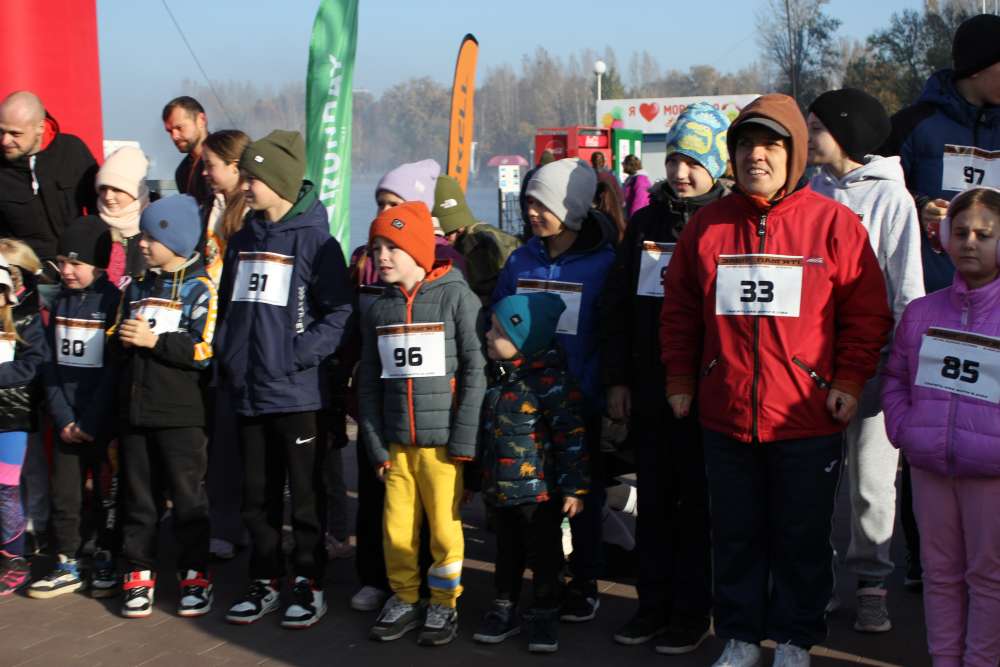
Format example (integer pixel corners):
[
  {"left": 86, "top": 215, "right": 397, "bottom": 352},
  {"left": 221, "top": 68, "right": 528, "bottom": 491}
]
[{"left": 757, "top": 214, "right": 767, "bottom": 238}]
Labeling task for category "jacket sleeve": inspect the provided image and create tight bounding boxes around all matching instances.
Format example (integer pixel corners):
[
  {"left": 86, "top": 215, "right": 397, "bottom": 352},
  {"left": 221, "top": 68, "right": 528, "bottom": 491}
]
[
  {"left": 830, "top": 214, "right": 894, "bottom": 396},
  {"left": 151, "top": 277, "right": 217, "bottom": 370},
  {"left": 659, "top": 213, "right": 705, "bottom": 397},
  {"left": 0, "top": 316, "right": 48, "bottom": 388},
  {"left": 447, "top": 285, "right": 487, "bottom": 459},
  {"left": 42, "top": 317, "right": 76, "bottom": 430},
  {"left": 537, "top": 368, "right": 589, "bottom": 497},
  {"left": 881, "top": 190, "right": 926, "bottom": 324},
  {"left": 293, "top": 237, "right": 355, "bottom": 371},
  {"left": 881, "top": 303, "right": 918, "bottom": 445},
  {"left": 357, "top": 306, "right": 388, "bottom": 465},
  {"left": 70, "top": 136, "right": 98, "bottom": 216},
  {"left": 598, "top": 220, "right": 638, "bottom": 387},
  {"left": 76, "top": 288, "right": 124, "bottom": 437}
]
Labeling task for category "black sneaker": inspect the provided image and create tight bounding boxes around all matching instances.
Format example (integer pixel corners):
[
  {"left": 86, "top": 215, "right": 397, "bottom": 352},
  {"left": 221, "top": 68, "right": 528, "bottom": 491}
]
[
  {"left": 473, "top": 599, "right": 520, "bottom": 644},
  {"left": 0, "top": 556, "right": 30, "bottom": 596},
  {"left": 177, "top": 570, "right": 213, "bottom": 617},
  {"left": 526, "top": 607, "right": 560, "bottom": 653},
  {"left": 90, "top": 551, "right": 118, "bottom": 599},
  {"left": 418, "top": 603, "right": 458, "bottom": 646},
  {"left": 281, "top": 577, "right": 327, "bottom": 629},
  {"left": 613, "top": 609, "right": 668, "bottom": 645},
  {"left": 560, "top": 581, "right": 599, "bottom": 622},
  {"left": 121, "top": 570, "right": 155, "bottom": 618},
  {"left": 226, "top": 579, "right": 281, "bottom": 625},
  {"left": 654, "top": 624, "right": 711, "bottom": 655},
  {"left": 369, "top": 595, "right": 425, "bottom": 641}
]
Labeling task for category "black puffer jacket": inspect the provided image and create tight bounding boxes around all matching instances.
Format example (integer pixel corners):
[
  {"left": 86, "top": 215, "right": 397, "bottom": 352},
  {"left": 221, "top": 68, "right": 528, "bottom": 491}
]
[{"left": 0, "top": 285, "right": 48, "bottom": 432}]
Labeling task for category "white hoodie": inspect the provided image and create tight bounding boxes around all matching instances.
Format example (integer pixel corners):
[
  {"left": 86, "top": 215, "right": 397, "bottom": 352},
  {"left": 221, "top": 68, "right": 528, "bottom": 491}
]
[{"left": 810, "top": 155, "right": 925, "bottom": 323}]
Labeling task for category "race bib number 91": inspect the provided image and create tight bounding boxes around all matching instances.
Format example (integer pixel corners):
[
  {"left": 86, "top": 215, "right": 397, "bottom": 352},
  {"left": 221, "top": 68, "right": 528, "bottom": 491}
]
[
  {"left": 915, "top": 327, "right": 1000, "bottom": 403},
  {"left": 233, "top": 251, "right": 294, "bottom": 307},
  {"left": 715, "top": 254, "right": 803, "bottom": 317},
  {"left": 377, "top": 322, "right": 447, "bottom": 379}
]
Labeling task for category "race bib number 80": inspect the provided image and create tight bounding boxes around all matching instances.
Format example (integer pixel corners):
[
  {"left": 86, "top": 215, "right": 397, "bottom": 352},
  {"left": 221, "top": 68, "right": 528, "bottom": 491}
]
[
  {"left": 377, "top": 322, "right": 447, "bottom": 379},
  {"left": 55, "top": 316, "right": 105, "bottom": 368},
  {"left": 915, "top": 327, "right": 1000, "bottom": 403},
  {"left": 715, "top": 254, "right": 803, "bottom": 317}
]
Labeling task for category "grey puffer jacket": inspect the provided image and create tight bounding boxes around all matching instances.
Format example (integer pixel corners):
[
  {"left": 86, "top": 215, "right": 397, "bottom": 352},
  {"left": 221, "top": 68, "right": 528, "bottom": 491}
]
[{"left": 358, "top": 264, "right": 487, "bottom": 465}]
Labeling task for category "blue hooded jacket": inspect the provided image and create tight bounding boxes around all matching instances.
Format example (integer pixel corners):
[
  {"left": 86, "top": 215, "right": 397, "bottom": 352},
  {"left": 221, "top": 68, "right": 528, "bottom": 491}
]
[
  {"left": 491, "top": 209, "right": 616, "bottom": 410},
  {"left": 215, "top": 183, "right": 353, "bottom": 416}
]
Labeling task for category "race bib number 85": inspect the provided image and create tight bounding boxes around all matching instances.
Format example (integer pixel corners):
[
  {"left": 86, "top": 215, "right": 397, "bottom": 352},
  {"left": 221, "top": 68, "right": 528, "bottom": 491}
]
[
  {"left": 715, "top": 254, "right": 803, "bottom": 317},
  {"left": 915, "top": 327, "right": 1000, "bottom": 402},
  {"left": 377, "top": 322, "right": 447, "bottom": 379}
]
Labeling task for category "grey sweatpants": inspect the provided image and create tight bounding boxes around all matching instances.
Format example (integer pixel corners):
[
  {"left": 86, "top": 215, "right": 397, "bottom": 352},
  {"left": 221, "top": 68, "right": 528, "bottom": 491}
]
[{"left": 844, "top": 375, "right": 899, "bottom": 582}]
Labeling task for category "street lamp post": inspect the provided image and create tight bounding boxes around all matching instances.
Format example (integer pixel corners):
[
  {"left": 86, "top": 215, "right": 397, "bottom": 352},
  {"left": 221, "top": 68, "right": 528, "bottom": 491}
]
[{"left": 594, "top": 59, "right": 606, "bottom": 101}]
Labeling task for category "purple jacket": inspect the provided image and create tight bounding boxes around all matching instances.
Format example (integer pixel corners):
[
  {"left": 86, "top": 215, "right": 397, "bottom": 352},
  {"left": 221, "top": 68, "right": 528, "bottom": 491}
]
[
  {"left": 623, "top": 171, "right": 651, "bottom": 218},
  {"left": 882, "top": 275, "right": 1000, "bottom": 477}
]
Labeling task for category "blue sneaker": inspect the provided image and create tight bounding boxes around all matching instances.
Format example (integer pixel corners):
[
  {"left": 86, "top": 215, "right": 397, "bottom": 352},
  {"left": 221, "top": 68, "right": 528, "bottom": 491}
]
[{"left": 28, "top": 554, "right": 84, "bottom": 599}]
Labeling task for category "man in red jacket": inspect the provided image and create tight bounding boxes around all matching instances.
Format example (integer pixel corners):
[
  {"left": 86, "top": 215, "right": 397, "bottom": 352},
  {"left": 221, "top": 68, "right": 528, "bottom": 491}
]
[{"left": 660, "top": 94, "right": 892, "bottom": 667}]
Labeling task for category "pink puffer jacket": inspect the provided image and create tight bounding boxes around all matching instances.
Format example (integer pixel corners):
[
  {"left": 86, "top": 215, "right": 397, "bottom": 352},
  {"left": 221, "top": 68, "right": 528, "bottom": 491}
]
[{"left": 882, "top": 274, "right": 1000, "bottom": 477}]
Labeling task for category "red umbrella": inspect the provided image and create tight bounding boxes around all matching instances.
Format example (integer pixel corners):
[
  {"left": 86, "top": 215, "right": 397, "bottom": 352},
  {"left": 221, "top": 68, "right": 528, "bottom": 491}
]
[{"left": 487, "top": 154, "right": 529, "bottom": 167}]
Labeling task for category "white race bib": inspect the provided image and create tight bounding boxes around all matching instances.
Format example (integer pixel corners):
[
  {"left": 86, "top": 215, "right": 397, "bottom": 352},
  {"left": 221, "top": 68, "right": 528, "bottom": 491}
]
[
  {"left": 516, "top": 278, "right": 583, "bottom": 335},
  {"left": 55, "top": 317, "right": 105, "bottom": 368},
  {"left": 0, "top": 332, "right": 14, "bottom": 364},
  {"left": 915, "top": 327, "right": 1000, "bottom": 403},
  {"left": 129, "top": 298, "right": 183, "bottom": 334},
  {"left": 941, "top": 144, "right": 1000, "bottom": 193},
  {"left": 232, "top": 251, "right": 294, "bottom": 307},
  {"left": 377, "top": 322, "right": 447, "bottom": 379},
  {"left": 636, "top": 241, "right": 674, "bottom": 297},
  {"left": 716, "top": 254, "right": 803, "bottom": 317}
]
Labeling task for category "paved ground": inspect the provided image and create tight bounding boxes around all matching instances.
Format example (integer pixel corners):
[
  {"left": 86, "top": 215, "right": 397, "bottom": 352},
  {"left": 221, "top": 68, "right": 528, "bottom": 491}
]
[{"left": 0, "top": 438, "right": 931, "bottom": 666}]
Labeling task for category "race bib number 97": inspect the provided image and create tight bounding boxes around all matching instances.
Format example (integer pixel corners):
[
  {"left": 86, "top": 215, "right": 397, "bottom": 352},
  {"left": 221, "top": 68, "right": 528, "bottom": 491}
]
[
  {"left": 915, "top": 327, "right": 1000, "bottom": 403},
  {"left": 377, "top": 322, "right": 447, "bottom": 379},
  {"left": 715, "top": 254, "right": 803, "bottom": 317},
  {"left": 941, "top": 144, "right": 1000, "bottom": 193},
  {"left": 233, "top": 251, "right": 294, "bottom": 307}
]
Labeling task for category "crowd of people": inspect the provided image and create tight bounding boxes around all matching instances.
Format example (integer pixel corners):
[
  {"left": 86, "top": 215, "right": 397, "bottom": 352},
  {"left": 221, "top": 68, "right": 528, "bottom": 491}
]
[{"left": 0, "top": 13, "right": 998, "bottom": 667}]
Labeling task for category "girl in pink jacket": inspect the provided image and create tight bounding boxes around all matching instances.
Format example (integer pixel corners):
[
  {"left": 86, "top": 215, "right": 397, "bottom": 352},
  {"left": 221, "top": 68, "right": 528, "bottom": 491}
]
[{"left": 882, "top": 186, "right": 1000, "bottom": 667}]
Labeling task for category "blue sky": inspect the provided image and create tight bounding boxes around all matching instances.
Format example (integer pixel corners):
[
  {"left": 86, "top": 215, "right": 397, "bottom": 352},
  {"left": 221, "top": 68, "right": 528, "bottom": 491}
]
[{"left": 97, "top": 0, "right": 922, "bottom": 176}]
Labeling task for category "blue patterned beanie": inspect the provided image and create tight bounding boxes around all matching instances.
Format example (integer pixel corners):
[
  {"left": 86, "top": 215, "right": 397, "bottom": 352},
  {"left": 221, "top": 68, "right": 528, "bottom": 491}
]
[{"left": 664, "top": 102, "right": 731, "bottom": 181}]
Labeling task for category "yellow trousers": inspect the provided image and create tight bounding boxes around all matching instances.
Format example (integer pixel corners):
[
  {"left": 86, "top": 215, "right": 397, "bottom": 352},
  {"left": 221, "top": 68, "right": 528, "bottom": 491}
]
[{"left": 383, "top": 444, "right": 464, "bottom": 607}]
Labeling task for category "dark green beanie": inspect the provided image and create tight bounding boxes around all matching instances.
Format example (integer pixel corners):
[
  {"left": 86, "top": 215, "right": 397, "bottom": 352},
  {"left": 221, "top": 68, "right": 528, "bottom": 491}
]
[
  {"left": 239, "top": 130, "right": 306, "bottom": 203},
  {"left": 432, "top": 175, "right": 476, "bottom": 234}
]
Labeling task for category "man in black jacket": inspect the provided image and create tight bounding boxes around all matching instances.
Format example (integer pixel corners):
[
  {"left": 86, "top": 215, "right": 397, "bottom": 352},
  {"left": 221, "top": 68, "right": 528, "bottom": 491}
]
[
  {"left": 162, "top": 96, "right": 211, "bottom": 204},
  {"left": 0, "top": 91, "right": 98, "bottom": 267}
]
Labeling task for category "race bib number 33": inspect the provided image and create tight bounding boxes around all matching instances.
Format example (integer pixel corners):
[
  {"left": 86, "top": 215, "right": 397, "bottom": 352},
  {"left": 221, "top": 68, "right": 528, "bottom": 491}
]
[
  {"left": 716, "top": 254, "right": 803, "bottom": 317},
  {"left": 915, "top": 327, "right": 1000, "bottom": 403},
  {"left": 233, "top": 251, "right": 294, "bottom": 307},
  {"left": 377, "top": 322, "right": 447, "bottom": 379}
]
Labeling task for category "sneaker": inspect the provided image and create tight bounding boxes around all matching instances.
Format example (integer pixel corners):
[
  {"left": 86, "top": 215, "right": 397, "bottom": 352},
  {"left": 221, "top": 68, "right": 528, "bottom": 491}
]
[
  {"left": 209, "top": 538, "right": 235, "bottom": 560},
  {"left": 282, "top": 577, "right": 327, "bottom": 629},
  {"left": 613, "top": 609, "right": 668, "bottom": 645},
  {"left": 560, "top": 581, "right": 599, "bottom": 622},
  {"left": 655, "top": 623, "right": 711, "bottom": 655},
  {"left": 418, "top": 603, "right": 458, "bottom": 646},
  {"left": 351, "top": 585, "right": 388, "bottom": 612},
  {"left": 369, "top": 595, "right": 424, "bottom": 641},
  {"left": 473, "top": 599, "right": 520, "bottom": 644},
  {"left": 772, "top": 642, "right": 811, "bottom": 666},
  {"left": 0, "top": 556, "right": 30, "bottom": 596},
  {"left": 226, "top": 579, "right": 281, "bottom": 625},
  {"left": 526, "top": 607, "right": 560, "bottom": 653},
  {"left": 177, "top": 570, "right": 213, "bottom": 617},
  {"left": 27, "top": 554, "right": 84, "bottom": 599},
  {"left": 121, "top": 570, "right": 155, "bottom": 618},
  {"left": 325, "top": 534, "right": 355, "bottom": 559},
  {"left": 854, "top": 584, "right": 891, "bottom": 633},
  {"left": 711, "top": 639, "right": 762, "bottom": 667},
  {"left": 90, "top": 551, "right": 118, "bottom": 599}
]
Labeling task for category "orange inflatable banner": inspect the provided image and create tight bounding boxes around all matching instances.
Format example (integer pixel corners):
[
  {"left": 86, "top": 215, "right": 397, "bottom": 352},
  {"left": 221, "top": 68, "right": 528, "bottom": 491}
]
[{"left": 446, "top": 34, "right": 478, "bottom": 192}]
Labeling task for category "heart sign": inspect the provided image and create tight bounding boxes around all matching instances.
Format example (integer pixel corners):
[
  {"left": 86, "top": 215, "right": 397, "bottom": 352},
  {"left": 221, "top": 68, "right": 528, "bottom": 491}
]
[{"left": 639, "top": 103, "right": 659, "bottom": 122}]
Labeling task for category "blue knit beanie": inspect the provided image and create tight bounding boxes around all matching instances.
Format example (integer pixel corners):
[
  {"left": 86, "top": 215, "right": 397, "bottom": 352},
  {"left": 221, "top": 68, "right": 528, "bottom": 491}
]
[
  {"left": 139, "top": 195, "right": 202, "bottom": 259},
  {"left": 494, "top": 292, "right": 566, "bottom": 357},
  {"left": 664, "top": 102, "right": 731, "bottom": 181}
]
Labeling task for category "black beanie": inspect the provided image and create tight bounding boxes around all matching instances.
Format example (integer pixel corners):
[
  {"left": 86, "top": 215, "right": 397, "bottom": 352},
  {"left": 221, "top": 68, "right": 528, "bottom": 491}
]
[
  {"left": 953, "top": 14, "right": 1000, "bottom": 79},
  {"left": 59, "top": 216, "right": 112, "bottom": 269},
  {"left": 808, "top": 89, "right": 890, "bottom": 163}
]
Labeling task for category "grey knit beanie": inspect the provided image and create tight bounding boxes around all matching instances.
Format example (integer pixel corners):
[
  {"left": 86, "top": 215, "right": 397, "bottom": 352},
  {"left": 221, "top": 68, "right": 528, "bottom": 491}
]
[{"left": 525, "top": 158, "right": 597, "bottom": 231}]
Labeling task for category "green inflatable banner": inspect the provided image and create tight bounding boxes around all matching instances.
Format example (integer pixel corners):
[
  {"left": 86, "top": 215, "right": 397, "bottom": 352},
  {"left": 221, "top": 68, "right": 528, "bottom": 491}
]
[{"left": 305, "top": 0, "right": 358, "bottom": 255}]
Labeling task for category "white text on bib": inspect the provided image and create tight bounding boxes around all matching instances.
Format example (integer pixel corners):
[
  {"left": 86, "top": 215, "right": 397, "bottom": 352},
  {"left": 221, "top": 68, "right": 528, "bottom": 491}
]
[
  {"left": 233, "top": 251, "right": 294, "bottom": 307},
  {"left": 916, "top": 327, "right": 1000, "bottom": 403},
  {"left": 377, "top": 322, "right": 447, "bottom": 379},
  {"left": 636, "top": 241, "right": 674, "bottom": 297},
  {"left": 55, "top": 317, "right": 105, "bottom": 368},
  {"left": 716, "top": 254, "right": 803, "bottom": 317},
  {"left": 129, "top": 298, "right": 183, "bottom": 334},
  {"left": 516, "top": 278, "right": 583, "bottom": 335},
  {"left": 941, "top": 144, "right": 1000, "bottom": 193},
  {"left": 0, "top": 332, "right": 14, "bottom": 364}
]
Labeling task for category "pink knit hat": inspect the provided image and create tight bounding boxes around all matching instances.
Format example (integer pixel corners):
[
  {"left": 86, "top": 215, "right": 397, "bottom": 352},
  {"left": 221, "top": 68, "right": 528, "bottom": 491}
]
[{"left": 96, "top": 146, "right": 149, "bottom": 199}]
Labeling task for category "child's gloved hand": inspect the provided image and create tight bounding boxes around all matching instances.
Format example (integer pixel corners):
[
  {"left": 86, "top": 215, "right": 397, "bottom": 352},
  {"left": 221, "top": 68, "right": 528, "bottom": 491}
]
[{"left": 562, "top": 496, "right": 583, "bottom": 518}]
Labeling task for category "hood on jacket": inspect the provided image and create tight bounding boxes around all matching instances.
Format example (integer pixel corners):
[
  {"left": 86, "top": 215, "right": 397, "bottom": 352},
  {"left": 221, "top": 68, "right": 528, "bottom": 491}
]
[
  {"left": 918, "top": 69, "right": 1000, "bottom": 129},
  {"left": 815, "top": 154, "right": 906, "bottom": 189},
  {"left": 40, "top": 114, "right": 59, "bottom": 152},
  {"left": 568, "top": 208, "right": 617, "bottom": 255},
  {"left": 727, "top": 94, "right": 808, "bottom": 197}
]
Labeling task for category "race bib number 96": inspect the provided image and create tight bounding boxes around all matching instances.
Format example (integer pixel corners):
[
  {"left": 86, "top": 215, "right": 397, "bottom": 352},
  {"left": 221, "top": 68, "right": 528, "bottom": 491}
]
[
  {"left": 915, "top": 327, "right": 1000, "bottom": 402},
  {"left": 233, "top": 251, "right": 294, "bottom": 307},
  {"left": 377, "top": 322, "right": 447, "bottom": 379},
  {"left": 715, "top": 254, "right": 803, "bottom": 317}
]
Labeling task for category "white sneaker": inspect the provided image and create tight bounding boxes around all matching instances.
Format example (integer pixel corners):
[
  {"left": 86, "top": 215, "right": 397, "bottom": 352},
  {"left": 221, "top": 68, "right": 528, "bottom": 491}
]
[
  {"left": 209, "top": 538, "right": 235, "bottom": 560},
  {"left": 712, "top": 639, "right": 762, "bottom": 667},
  {"left": 772, "top": 642, "right": 811, "bottom": 666},
  {"left": 281, "top": 577, "right": 326, "bottom": 629},
  {"left": 351, "top": 585, "right": 388, "bottom": 612}
]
